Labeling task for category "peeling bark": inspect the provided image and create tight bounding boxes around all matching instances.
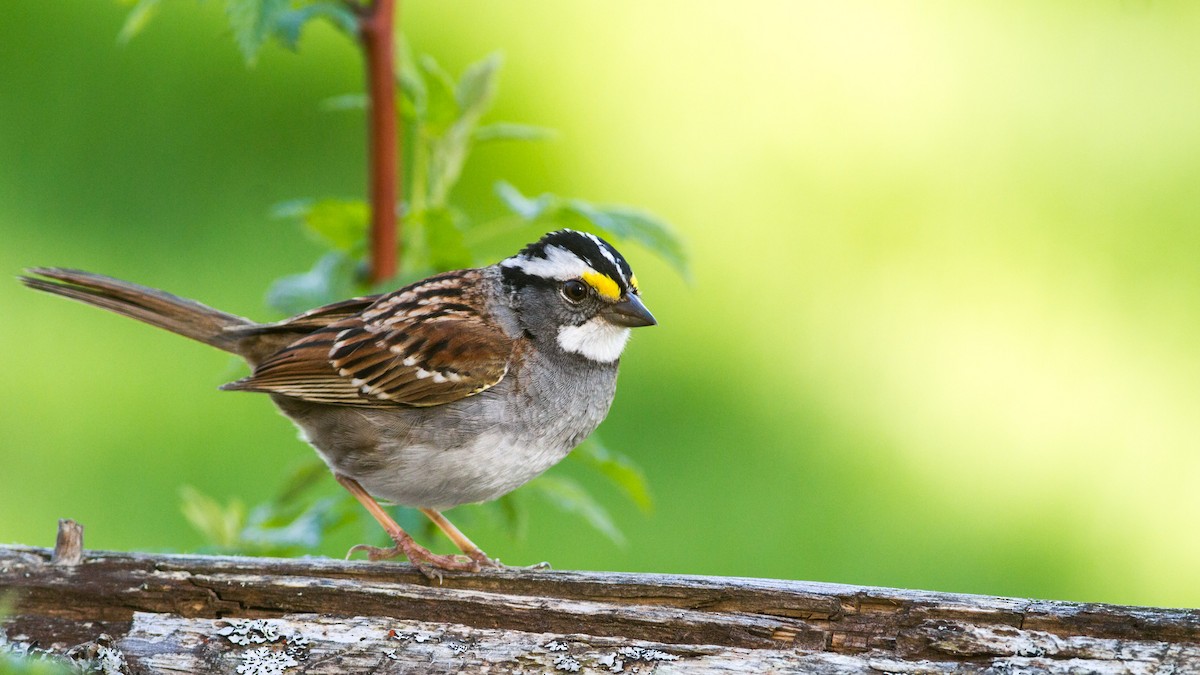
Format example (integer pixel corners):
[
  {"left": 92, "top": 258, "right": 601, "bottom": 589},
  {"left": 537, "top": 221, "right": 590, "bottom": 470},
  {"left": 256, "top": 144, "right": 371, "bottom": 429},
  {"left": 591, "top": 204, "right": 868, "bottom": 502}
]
[{"left": 1, "top": 546, "right": 1197, "bottom": 674}]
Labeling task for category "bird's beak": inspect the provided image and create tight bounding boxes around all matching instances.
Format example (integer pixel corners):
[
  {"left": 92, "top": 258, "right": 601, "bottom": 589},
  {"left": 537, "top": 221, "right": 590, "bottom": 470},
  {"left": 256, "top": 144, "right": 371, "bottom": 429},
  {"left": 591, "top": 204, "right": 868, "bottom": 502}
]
[{"left": 603, "top": 294, "right": 657, "bottom": 327}]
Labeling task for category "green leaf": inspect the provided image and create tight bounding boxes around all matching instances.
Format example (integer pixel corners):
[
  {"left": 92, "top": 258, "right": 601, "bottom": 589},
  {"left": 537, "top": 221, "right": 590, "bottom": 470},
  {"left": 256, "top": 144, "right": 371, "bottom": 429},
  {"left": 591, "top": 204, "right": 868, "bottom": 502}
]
[
  {"left": 420, "top": 207, "right": 474, "bottom": 271},
  {"left": 569, "top": 203, "right": 690, "bottom": 280},
  {"left": 572, "top": 437, "right": 653, "bottom": 513},
  {"left": 418, "top": 54, "right": 460, "bottom": 133},
  {"left": 266, "top": 249, "right": 361, "bottom": 315},
  {"left": 273, "top": 457, "right": 331, "bottom": 505},
  {"left": 493, "top": 182, "right": 690, "bottom": 280},
  {"left": 224, "top": 0, "right": 288, "bottom": 64},
  {"left": 279, "top": 198, "right": 370, "bottom": 252},
  {"left": 528, "top": 474, "right": 625, "bottom": 546},
  {"left": 390, "top": 505, "right": 431, "bottom": 541},
  {"left": 455, "top": 53, "right": 502, "bottom": 124},
  {"left": 272, "top": 2, "right": 358, "bottom": 50},
  {"left": 444, "top": 55, "right": 503, "bottom": 200},
  {"left": 397, "top": 38, "right": 426, "bottom": 122},
  {"left": 269, "top": 197, "right": 311, "bottom": 220},
  {"left": 117, "top": 0, "right": 162, "bottom": 44},
  {"left": 241, "top": 496, "right": 356, "bottom": 552},
  {"left": 179, "top": 486, "right": 245, "bottom": 550},
  {"left": 494, "top": 181, "right": 555, "bottom": 220},
  {"left": 496, "top": 493, "right": 528, "bottom": 541},
  {"left": 0, "top": 650, "right": 77, "bottom": 675},
  {"left": 321, "top": 93, "right": 368, "bottom": 112},
  {"left": 423, "top": 54, "right": 505, "bottom": 205},
  {"left": 473, "top": 122, "right": 556, "bottom": 144}
]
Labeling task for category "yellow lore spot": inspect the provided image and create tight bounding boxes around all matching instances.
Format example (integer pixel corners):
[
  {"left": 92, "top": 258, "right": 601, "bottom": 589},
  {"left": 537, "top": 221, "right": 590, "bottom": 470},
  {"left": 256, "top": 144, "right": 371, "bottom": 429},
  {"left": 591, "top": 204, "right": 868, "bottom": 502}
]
[
  {"left": 581, "top": 270, "right": 621, "bottom": 300},
  {"left": 629, "top": 274, "right": 640, "bottom": 294}
]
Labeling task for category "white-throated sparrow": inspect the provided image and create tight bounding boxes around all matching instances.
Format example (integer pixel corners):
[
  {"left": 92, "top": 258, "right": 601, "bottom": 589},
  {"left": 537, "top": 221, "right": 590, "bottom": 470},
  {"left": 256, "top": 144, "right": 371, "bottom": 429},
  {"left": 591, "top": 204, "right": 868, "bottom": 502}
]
[{"left": 21, "top": 230, "right": 655, "bottom": 576}]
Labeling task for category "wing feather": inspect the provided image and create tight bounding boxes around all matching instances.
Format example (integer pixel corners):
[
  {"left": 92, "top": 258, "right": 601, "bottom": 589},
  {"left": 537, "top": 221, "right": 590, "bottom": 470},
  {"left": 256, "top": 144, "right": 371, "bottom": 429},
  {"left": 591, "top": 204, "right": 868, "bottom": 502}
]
[{"left": 221, "top": 270, "right": 513, "bottom": 407}]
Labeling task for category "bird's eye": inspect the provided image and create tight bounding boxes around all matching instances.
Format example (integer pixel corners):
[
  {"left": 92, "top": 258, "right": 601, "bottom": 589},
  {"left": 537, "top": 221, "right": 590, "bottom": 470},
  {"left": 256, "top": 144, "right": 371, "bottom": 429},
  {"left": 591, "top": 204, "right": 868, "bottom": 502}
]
[{"left": 562, "top": 279, "right": 589, "bottom": 302}]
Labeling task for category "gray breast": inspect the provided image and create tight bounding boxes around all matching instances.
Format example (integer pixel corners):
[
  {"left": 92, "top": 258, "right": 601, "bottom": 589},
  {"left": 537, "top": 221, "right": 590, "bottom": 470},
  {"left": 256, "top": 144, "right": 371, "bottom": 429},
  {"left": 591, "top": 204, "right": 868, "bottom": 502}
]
[{"left": 272, "top": 348, "right": 619, "bottom": 510}]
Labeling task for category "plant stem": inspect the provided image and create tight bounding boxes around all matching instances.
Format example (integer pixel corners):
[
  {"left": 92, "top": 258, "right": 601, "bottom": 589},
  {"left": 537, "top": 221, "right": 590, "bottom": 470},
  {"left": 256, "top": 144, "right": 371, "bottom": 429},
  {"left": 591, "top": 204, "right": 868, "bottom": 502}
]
[{"left": 358, "top": 0, "right": 399, "bottom": 283}]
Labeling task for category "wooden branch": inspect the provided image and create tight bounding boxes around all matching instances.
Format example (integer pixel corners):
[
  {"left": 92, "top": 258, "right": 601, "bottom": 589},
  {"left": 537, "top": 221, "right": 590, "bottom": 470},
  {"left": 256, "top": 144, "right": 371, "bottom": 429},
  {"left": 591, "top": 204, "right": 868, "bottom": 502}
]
[
  {"left": 50, "top": 519, "right": 83, "bottom": 566},
  {"left": 358, "top": 0, "right": 400, "bottom": 283},
  {"left": 2, "top": 543, "right": 1197, "bottom": 674}
]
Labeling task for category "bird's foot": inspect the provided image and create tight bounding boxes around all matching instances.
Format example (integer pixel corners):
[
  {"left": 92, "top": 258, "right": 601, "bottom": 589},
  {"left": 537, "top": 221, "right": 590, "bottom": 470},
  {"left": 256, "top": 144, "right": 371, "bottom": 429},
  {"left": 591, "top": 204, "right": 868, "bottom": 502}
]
[
  {"left": 463, "top": 549, "right": 504, "bottom": 570},
  {"left": 347, "top": 535, "right": 481, "bottom": 581}
]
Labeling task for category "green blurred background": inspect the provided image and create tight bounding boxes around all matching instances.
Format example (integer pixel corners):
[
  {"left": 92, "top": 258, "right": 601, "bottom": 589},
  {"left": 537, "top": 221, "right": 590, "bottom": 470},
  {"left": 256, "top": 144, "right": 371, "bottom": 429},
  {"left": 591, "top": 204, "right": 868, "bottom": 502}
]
[{"left": 3, "top": 1, "right": 1199, "bottom": 608}]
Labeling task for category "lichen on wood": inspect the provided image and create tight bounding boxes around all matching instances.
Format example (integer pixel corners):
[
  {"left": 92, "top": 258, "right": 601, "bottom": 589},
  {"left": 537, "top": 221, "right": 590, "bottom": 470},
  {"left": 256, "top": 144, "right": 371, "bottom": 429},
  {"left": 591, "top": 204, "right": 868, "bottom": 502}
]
[{"left": 1, "top": 542, "right": 1198, "bottom": 674}]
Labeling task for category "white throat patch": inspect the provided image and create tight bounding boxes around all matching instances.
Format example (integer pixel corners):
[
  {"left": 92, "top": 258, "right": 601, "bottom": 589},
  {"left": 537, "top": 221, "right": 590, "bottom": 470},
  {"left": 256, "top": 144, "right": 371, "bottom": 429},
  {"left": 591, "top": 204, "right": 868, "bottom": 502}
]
[{"left": 557, "top": 317, "right": 631, "bottom": 363}]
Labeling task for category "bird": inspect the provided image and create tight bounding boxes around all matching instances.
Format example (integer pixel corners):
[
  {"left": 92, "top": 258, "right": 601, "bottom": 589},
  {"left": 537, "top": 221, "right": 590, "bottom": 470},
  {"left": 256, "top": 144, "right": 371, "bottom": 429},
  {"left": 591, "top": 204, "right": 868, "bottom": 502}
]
[{"left": 20, "top": 229, "right": 655, "bottom": 576}]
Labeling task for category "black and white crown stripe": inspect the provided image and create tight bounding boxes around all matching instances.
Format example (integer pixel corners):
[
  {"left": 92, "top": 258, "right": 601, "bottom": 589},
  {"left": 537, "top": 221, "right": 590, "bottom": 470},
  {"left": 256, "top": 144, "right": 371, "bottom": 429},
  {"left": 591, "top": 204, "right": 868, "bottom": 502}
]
[{"left": 499, "top": 230, "right": 635, "bottom": 294}]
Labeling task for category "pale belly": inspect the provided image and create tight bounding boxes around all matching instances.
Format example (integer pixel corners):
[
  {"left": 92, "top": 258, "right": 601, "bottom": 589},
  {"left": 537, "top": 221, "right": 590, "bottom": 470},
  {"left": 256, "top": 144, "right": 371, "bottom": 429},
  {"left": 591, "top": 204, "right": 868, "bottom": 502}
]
[
  {"left": 271, "top": 353, "right": 617, "bottom": 510},
  {"left": 353, "top": 431, "right": 573, "bottom": 510}
]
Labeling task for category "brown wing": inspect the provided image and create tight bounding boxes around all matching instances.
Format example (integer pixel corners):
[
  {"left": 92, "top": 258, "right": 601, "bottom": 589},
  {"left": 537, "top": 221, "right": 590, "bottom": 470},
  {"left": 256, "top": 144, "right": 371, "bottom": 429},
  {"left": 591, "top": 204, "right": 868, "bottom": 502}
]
[
  {"left": 228, "top": 295, "right": 384, "bottom": 334},
  {"left": 221, "top": 270, "right": 514, "bottom": 407},
  {"left": 219, "top": 295, "right": 385, "bottom": 366}
]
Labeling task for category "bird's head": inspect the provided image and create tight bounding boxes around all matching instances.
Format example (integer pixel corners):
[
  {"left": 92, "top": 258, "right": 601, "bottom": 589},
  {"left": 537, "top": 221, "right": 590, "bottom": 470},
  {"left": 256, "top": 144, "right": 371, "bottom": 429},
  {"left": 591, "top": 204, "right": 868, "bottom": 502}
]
[{"left": 500, "top": 230, "right": 655, "bottom": 363}]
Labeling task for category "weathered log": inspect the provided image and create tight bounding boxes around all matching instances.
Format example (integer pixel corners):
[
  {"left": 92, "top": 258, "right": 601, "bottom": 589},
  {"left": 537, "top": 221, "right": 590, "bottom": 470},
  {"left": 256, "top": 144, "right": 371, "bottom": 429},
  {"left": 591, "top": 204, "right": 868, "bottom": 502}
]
[{"left": 1, "top": 541, "right": 1197, "bottom": 673}]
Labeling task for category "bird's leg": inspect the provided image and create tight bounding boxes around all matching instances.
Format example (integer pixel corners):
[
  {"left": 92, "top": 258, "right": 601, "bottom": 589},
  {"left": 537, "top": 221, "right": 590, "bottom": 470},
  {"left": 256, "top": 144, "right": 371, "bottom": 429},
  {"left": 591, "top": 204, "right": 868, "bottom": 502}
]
[
  {"left": 335, "top": 474, "right": 479, "bottom": 577},
  {"left": 419, "top": 508, "right": 502, "bottom": 568}
]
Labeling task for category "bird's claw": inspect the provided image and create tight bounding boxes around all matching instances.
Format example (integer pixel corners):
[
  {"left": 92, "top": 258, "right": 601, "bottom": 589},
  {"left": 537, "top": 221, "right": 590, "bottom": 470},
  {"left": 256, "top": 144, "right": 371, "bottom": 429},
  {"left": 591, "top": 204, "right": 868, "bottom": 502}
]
[
  {"left": 465, "top": 550, "right": 504, "bottom": 569},
  {"left": 345, "top": 540, "right": 482, "bottom": 580}
]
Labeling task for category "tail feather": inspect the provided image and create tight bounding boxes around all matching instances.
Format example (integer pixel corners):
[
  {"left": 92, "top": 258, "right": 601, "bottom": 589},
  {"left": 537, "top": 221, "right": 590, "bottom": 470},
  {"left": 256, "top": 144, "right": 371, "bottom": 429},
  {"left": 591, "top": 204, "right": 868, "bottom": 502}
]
[{"left": 20, "top": 267, "right": 254, "bottom": 354}]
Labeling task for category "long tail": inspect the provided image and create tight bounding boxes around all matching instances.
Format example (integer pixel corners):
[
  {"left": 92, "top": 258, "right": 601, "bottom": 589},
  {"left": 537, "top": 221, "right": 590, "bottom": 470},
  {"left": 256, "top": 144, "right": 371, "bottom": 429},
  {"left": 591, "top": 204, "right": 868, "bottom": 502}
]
[{"left": 20, "top": 267, "right": 254, "bottom": 354}]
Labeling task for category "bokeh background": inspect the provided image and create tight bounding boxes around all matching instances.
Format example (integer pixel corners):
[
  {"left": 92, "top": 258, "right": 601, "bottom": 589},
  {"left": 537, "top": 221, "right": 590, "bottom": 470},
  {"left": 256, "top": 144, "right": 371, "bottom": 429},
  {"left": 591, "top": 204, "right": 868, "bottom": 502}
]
[{"left": 3, "top": 1, "right": 1199, "bottom": 608}]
